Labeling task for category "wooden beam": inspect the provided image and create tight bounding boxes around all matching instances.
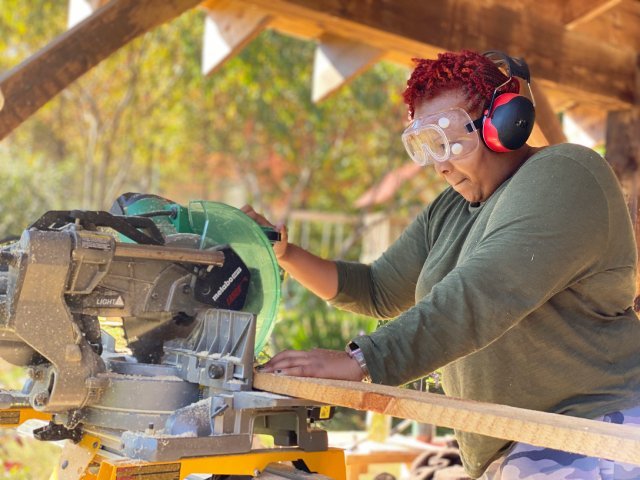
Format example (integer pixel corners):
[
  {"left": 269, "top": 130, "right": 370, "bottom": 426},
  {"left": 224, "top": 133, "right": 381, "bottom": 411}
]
[
  {"left": 0, "top": 0, "right": 202, "bottom": 141},
  {"left": 312, "top": 34, "right": 383, "bottom": 103},
  {"left": 563, "top": 0, "right": 623, "bottom": 29},
  {"left": 562, "top": 105, "right": 606, "bottom": 147},
  {"left": 268, "top": 14, "right": 324, "bottom": 41},
  {"left": 254, "top": 373, "right": 640, "bottom": 465},
  {"left": 566, "top": 1, "right": 640, "bottom": 52},
  {"left": 242, "top": 0, "right": 637, "bottom": 106},
  {"left": 201, "top": 0, "right": 271, "bottom": 76},
  {"left": 530, "top": 81, "right": 567, "bottom": 146},
  {"left": 605, "top": 107, "right": 640, "bottom": 308},
  {"left": 527, "top": 125, "right": 549, "bottom": 148}
]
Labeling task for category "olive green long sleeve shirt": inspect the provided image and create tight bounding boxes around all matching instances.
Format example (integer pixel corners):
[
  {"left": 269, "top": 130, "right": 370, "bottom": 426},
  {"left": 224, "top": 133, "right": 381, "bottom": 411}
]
[{"left": 330, "top": 144, "right": 640, "bottom": 478}]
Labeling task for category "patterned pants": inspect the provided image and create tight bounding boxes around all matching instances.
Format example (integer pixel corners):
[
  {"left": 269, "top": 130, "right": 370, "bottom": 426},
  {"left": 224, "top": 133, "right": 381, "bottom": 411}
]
[{"left": 481, "top": 406, "right": 640, "bottom": 480}]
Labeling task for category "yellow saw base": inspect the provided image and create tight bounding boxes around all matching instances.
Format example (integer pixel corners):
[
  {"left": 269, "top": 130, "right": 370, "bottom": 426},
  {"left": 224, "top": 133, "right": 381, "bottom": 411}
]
[
  {"left": 0, "top": 407, "right": 51, "bottom": 427},
  {"left": 55, "top": 434, "right": 346, "bottom": 480}
]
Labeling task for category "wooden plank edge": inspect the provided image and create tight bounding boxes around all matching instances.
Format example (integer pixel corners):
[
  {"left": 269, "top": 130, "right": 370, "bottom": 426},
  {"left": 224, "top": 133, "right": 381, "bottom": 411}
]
[{"left": 254, "top": 372, "right": 640, "bottom": 465}]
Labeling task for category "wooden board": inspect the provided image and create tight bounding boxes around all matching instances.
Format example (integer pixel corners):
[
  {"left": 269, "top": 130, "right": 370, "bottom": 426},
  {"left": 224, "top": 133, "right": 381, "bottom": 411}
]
[
  {"left": 0, "top": 0, "right": 201, "bottom": 141},
  {"left": 254, "top": 372, "right": 640, "bottom": 465}
]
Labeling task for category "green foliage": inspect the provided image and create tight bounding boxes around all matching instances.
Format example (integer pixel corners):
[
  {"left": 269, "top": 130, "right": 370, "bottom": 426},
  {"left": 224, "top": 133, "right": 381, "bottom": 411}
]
[
  {"left": 0, "top": 432, "right": 60, "bottom": 480},
  {"left": 270, "top": 282, "right": 377, "bottom": 354},
  {"left": 0, "top": 157, "right": 65, "bottom": 239},
  {"left": 0, "top": 362, "right": 59, "bottom": 480},
  {"left": 0, "top": 4, "right": 443, "bottom": 216},
  {"left": 0, "top": 361, "right": 26, "bottom": 391}
]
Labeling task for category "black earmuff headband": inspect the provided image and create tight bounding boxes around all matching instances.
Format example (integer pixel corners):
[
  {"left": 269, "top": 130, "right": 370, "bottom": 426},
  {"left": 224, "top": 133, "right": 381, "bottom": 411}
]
[
  {"left": 481, "top": 51, "right": 534, "bottom": 116},
  {"left": 465, "top": 51, "right": 533, "bottom": 133},
  {"left": 463, "top": 51, "right": 536, "bottom": 152},
  {"left": 482, "top": 50, "right": 531, "bottom": 83}
]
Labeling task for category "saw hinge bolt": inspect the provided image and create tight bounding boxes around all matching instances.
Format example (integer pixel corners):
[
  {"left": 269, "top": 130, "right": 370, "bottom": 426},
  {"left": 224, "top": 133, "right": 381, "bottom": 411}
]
[
  {"left": 208, "top": 364, "right": 224, "bottom": 379},
  {"left": 27, "top": 368, "right": 44, "bottom": 381},
  {"left": 33, "top": 391, "right": 49, "bottom": 408}
]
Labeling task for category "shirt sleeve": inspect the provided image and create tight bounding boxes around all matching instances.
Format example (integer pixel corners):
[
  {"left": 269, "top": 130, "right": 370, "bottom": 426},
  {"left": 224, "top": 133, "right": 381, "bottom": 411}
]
[
  {"left": 353, "top": 155, "right": 610, "bottom": 385},
  {"left": 329, "top": 208, "right": 431, "bottom": 319}
]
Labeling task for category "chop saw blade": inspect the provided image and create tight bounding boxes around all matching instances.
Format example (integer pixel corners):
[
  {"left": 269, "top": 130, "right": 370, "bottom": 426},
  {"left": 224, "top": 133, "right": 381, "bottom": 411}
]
[{"left": 187, "top": 201, "right": 281, "bottom": 355}]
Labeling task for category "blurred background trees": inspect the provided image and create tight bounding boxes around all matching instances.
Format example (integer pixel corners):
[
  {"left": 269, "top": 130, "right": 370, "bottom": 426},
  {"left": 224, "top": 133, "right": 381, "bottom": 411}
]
[
  {"left": 0, "top": 1, "right": 445, "bottom": 346},
  {"left": 1, "top": 2, "right": 444, "bottom": 231},
  {"left": 0, "top": 0, "right": 452, "bottom": 367},
  {"left": 0, "top": 3, "right": 448, "bottom": 474}
]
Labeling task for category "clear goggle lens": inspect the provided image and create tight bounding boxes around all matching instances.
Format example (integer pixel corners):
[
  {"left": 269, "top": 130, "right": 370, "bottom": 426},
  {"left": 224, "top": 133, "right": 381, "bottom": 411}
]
[{"left": 402, "top": 108, "right": 479, "bottom": 166}]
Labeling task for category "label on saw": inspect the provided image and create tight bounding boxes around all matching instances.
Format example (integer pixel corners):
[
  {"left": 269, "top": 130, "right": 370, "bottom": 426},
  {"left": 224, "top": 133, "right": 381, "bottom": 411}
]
[
  {"left": 194, "top": 246, "right": 251, "bottom": 310},
  {"left": 116, "top": 462, "right": 180, "bottom": 480},
  {"left": 94, "top": 295, "right": 125, "bottom": 308},
  {"left": 78, "top": 232, "right": 113, "bottom": 251},
  {"left": 80, "top": 289, "right": 126, "bottom": 309},
  {"left": 0, "top": 411, "right": 20, "bottom": 425}
]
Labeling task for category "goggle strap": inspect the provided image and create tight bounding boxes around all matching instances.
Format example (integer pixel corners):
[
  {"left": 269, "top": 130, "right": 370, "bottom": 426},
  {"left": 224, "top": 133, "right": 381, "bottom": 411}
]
[{"left": 465, "top": 117, "right": 483, "bottom": 133}]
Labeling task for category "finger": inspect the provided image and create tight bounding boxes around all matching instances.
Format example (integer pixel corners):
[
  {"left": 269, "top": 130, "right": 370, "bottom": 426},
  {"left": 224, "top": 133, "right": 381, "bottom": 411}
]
[
  {"left": 259, "top": 351, "right": 312, "bottom": 372},
  {"left": 243, "top": 209, "right": 275, "bottom": 229},
  {"left": 270, "top": 350, "right": 310, "bottom": 362},
  {"left": 275, "top": 223, "right": 288, "bottom": 241},
  {"left": 273, "top": 365, "right": 315, "bottom": 377},
  {"left": 273, "top": 362, "right": 353, "bottom": 380}
]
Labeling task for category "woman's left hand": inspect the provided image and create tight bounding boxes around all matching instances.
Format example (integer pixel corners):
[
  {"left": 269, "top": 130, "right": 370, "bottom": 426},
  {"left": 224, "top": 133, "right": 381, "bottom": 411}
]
[{"left": 258, "top": 348, "right": 365, "bottom": 381}]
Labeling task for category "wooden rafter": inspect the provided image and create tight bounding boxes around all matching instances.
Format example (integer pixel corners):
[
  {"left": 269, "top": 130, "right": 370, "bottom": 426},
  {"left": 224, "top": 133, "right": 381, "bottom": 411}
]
[
  {"left": 243, "top": 0, "right": 637, "bottom": 106},
  {"left": 311, "top": 34, "right": 382, "bottom": 103},
  {"left": 0, "top": 0, "right": 202, "bottom": 141},
  {"left": 563, "top": 0, "right": 624, "bottom": 29},
  {"left": 201, "top": 0, "right": 271, "bottom": 76}
]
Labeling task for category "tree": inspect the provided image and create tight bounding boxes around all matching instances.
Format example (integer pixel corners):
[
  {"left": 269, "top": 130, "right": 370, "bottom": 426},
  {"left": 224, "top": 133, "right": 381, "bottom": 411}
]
[{"left": 0, "top": 3, "right": 445, "bottom": 357}]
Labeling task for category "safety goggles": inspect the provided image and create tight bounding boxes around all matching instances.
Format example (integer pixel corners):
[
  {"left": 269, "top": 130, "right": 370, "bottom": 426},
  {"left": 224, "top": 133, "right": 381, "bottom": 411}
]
[{"left": 402, "top": 108, "right": 480, "bottom": 166}]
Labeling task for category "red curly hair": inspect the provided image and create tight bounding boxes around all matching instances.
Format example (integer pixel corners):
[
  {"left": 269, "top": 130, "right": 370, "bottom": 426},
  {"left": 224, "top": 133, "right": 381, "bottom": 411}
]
[{"left": 403, "top": 50, "right": 517, "bottom": 119}]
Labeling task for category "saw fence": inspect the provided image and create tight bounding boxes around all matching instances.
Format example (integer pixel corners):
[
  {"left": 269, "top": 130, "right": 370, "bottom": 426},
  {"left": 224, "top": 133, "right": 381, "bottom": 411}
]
[{"left": 254, "top": 372, "right": 640, "bottom": 466}]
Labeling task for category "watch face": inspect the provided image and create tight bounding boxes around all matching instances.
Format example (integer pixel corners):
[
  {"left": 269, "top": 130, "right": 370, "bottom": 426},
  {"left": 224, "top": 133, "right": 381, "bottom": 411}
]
[{"left": 348, "top": 341, "right": 359, "bottom": 352}]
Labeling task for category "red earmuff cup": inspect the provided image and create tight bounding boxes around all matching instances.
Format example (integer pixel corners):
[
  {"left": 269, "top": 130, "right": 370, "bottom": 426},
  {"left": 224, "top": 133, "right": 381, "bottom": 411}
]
[{"left": 482, "top": 93, "right": 525, "bottom": 153}]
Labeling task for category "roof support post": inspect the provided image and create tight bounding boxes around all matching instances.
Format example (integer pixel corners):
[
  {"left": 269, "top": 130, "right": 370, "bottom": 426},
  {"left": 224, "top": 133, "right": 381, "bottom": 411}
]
[{"left": 606, "top": 107, "right": 640, "bottom": 309}]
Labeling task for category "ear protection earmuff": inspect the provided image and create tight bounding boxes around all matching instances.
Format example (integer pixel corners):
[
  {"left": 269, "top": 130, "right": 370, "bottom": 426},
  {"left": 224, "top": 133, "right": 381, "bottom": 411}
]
[{"left": 477, "top": 51, "right": 536, "bottom": 153}]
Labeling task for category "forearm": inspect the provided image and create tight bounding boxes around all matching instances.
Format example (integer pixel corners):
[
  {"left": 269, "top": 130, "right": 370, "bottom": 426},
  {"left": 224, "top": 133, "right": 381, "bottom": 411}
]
[{"left": 278, "top": 243, "right": 338, "bottom": 300}]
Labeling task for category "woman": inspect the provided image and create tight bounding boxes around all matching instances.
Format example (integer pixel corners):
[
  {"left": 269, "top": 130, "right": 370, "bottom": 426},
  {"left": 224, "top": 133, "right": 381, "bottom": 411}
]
[{"left": 243, "top": 50, "right": 640, "bottom": 479}]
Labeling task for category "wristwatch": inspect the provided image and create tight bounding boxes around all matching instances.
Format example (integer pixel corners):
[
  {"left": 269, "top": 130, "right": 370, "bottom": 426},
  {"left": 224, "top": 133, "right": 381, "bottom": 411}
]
[{"left": 345, "top": 341, "right": 372, "bottom": 383}]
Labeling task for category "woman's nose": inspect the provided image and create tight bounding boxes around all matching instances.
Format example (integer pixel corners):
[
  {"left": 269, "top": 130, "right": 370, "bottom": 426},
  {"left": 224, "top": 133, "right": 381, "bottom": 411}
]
[{"left": 433, "top": 159, "right": 452, "bottom": 175}]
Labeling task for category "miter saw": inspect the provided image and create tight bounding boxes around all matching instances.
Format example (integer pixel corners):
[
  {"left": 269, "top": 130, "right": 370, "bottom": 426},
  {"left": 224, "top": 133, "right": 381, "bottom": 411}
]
[{"left": 0, "top": 194, "right": 345, "bottom": 479}]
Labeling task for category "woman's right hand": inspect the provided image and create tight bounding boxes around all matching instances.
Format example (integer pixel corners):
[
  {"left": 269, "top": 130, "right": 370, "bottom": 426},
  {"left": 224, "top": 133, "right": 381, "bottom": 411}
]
[
  {"left": 240, "top": 205, "right": 289, "bottom": 259},
  {"left": 241, "top": 205, "right": 338, "bottom": 300}
]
